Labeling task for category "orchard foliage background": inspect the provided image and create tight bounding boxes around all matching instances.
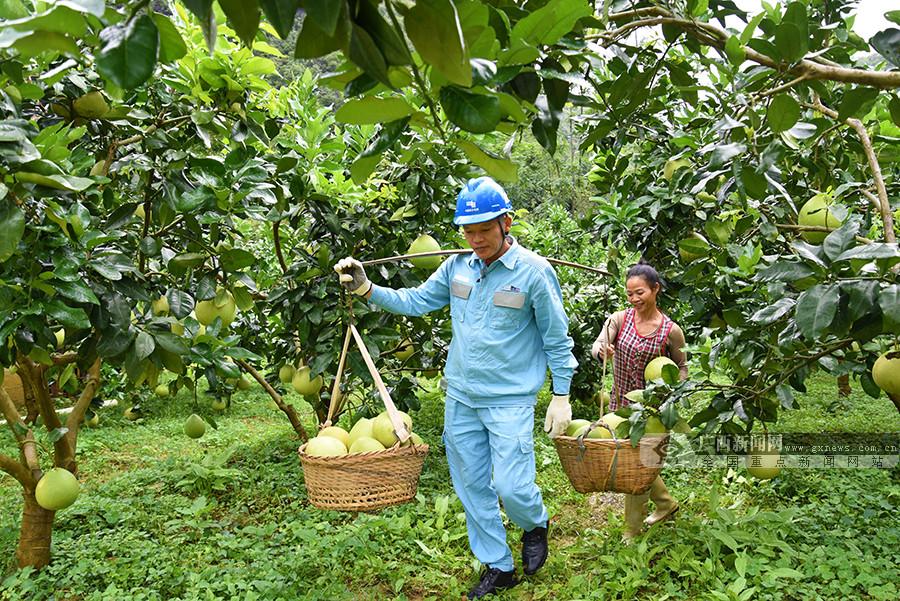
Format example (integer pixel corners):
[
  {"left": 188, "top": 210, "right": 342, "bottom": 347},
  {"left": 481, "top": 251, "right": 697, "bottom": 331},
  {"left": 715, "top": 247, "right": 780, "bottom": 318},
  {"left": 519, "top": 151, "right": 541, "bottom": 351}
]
[{"left": 0, "top": 0, "right": 898, "bottom": 593}]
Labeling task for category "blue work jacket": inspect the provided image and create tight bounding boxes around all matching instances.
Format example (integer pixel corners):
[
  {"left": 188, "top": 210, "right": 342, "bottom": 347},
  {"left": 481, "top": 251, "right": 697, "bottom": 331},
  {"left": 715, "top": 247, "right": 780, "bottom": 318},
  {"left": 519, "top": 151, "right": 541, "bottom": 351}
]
[{"left": 369, "top": 239, "right": 578, "bottom": 407}]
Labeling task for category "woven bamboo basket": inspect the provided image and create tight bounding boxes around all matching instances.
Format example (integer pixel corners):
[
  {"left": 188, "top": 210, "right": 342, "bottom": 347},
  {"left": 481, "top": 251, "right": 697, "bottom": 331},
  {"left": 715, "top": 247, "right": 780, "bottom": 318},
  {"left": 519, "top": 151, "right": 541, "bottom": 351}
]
[
  {"left": 298, "top": 322, "right": 429, "bottom": 511},
  {"left": 298, "top": 442, "right": 429, "bottom": 511},
  {"left": 554, "top": 426, "right": 669, "bottom": 494}
]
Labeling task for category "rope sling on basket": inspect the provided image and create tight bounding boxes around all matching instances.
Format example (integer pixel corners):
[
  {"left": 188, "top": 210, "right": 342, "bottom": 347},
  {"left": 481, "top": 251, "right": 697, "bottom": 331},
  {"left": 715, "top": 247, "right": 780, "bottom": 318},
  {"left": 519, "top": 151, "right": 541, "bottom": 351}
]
[
  {"left": 297, "top": 320, "right": 428, "bottom": 512},
  {"left": 553, "top": 319, "right": 669, "bottom": 495}
]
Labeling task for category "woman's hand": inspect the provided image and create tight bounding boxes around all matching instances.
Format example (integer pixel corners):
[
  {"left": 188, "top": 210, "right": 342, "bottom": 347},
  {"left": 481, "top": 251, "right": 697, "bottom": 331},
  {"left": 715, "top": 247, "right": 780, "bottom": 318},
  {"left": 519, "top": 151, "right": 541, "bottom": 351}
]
[{"left": 591, "top": 339, "right": 614, "bottom": 361}]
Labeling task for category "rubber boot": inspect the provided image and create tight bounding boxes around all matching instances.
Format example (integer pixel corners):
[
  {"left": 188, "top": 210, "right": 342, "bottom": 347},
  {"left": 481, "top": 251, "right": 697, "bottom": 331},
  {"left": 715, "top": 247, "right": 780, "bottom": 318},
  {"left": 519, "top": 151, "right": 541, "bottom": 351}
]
[
  {"left": 622, "top": 492, "right": 649, "bottom": 543},
  {"left": 645, "top": 477, "right": 678, "bottom": 526}
]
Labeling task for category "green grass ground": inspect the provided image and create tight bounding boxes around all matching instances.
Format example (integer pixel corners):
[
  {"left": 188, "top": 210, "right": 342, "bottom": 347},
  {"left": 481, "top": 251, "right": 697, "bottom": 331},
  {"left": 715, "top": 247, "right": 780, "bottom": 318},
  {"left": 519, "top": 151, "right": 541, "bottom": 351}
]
[{"left": 1, "top": 374, "right": 898, "bottom": 600}]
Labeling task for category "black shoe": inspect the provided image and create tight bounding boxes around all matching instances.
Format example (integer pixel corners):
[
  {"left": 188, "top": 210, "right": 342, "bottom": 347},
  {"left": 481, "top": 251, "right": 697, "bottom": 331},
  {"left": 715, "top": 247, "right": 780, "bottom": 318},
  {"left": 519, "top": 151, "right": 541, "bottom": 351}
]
[
  {"left": 467, "top": 567, "right": 518, "bottom": 599},
  {"left": 521, "top": 522, "right": 548, "bottom": 575}
]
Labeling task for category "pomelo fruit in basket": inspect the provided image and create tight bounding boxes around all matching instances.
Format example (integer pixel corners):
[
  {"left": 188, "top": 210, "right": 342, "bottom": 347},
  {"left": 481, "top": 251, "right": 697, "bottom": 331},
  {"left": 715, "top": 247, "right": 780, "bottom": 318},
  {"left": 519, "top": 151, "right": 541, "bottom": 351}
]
[
  {"left": 35, "top": 468, "right": 81, "bottom": 511},
  {"left": 318, "top": 426, "right": 350, "bottom": 449},
  {"left": 349, "top": 436, "right": 386, "bottom": 453},
  {"left": 372, "top": 411, "right": 413, "bottom": 447},
  {"left": 348, "top": 418, "right": 374, "bottom": 446},
  {"left": 746, "top": 453, "right": 781, "bottom": 480},
  {"left": 644, "top": 356, "right": 677, "bottom": 382},
  {"left": 401, "top": 432, "right": 424, "bottom": 447},
  {"left": 305, "top": 436, "right": 347, "bottom": 457},
  {"left": 565, "top": 419, "right": 591, "bottom": 437},
  {"left": 587, "top": 412, "right": 627, "bottom": 439}
]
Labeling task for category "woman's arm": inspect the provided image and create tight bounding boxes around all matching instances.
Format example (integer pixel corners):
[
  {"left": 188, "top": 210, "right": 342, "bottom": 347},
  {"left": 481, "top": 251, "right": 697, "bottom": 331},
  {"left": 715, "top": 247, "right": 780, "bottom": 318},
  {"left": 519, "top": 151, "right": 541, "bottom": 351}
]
[
  {"left": 668, "top": 323, "right": 689, "bottom": 380},
  {"left": 591, "top": 311, "right": 625, "bottom": 360}
]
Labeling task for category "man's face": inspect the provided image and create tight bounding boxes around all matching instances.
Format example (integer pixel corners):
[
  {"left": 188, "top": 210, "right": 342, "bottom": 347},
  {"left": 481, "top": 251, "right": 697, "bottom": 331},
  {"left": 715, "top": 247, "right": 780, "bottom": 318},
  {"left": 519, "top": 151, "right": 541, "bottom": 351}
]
[{"left": 462, "top": 215, "right": 512, "bottom": 261}]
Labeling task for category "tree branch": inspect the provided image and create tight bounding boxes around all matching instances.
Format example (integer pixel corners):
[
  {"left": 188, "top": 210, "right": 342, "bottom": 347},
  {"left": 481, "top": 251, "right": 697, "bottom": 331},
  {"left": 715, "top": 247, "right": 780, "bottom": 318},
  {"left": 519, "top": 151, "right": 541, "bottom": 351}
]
[
  {"left": 0, "top": 452, "right": 32, "bottom": 488},
  {"left": 805, "top": 98, "right": 896, "bottom": 244},
  {"left": 273, "top": 220, "right": 288, "bottom": 274},
  {"left": 604, "top": 8, "right": 900, "bottom": 88},
  {"left": 64, "top": 359, "right": 101, "bottom": 463},
  {"left": 235, "top": 359, "right": 309, "bottom": 441},
  {"left": 17, "top": 356, "right": 74, "bottom": 465}
]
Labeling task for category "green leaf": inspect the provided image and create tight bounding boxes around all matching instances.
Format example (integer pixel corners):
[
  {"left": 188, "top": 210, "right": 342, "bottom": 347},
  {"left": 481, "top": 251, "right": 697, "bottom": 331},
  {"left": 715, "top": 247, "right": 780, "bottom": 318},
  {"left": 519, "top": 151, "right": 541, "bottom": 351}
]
[
  {"left": 795, "top": 284, "right": 839, "bottom": 339},
  {"left": 359, "top": 118, "right": 410, "bottom": 159},
  {"left": 168, "top": 252, "right": 207, "bottom": 270},
  {"left": 512, "top": 0, "right": 591, "bottom": 46},
  {"left": 822, "top": 220, "right": 859, "bottom": 261},
  {"left": 879, "top": 284, "right": 900, "bottom": 328},
  {"left": 305, "top": 0, "right": 342, "bottom": 36},
  {"left": 782, "top": 2, "right": 808, "bottom": 40},
  {"left": 348, "top": 24, "right": 391, "bottom": 88},
  {"left": 740, "top": 12, "right": 766, "bottom": 44},
  {"left": 166, "top": 289, "right": 195, "bottom": 319},
  {"left": 14, "top": 172, "right": 94, "bottom": 191},
  {"left": 860, "top": 371, "right": 882, "bottom": 398},
  {"left": 48, "top": 427, "right": 68, "bottom": 443},
  {"left": 889, "top": 96, "right": 900, "bottom": 127},
  {"left": 0, "top": 0, "right": 28, "bottom": 19},
  {"left": 440, "top": 86, "right": 501, "bottom": 133},
  {"left": 2, "top": 30, "right": 81, "bottom": 58},
  {"left": 841, "top": 281, "right": 877, "bottom": 323},
  {"left": 134, "top": 331, "right": 155, "bottom": 361},
  {"left": 887, "top": 11, "right": 900, "bottom": 26},
  {"left": 350, "top": 154, "right": 381, "bottom": 184},
  {"left": 457, "top": 140, "right": 518, "bottom": 183},
  {"left": 55, "top": 280, "right": 100, "bottom": 305},
  {"left": 750, "top": 298, "right": 795, "bottom": 325},
  {"left": 219, "top": 249, "right": 256, "bottom": 272},
  {"left": 767, "top": 94, "right": 800, "bottom": 133},
  {"left": 55, "top": 0, "right": 104, "bottom": 17},
  {"left": 756, "top": 262, "right": 816, "bottom": 283},
  {"left": 182, "top": 0, "right": 213, "bottom": 22},
  {"left": 835, "top": 243, "right": 899, "bottom": 262},
  {"left": 218, "top": 0, "right": 260, "bottom": 48},
  {"left": 4, "top": 5, "right": 86, "bottom": 37},
  {"left": 356, "top": 0, "right": 409, "bottom": 66},
  {"left": 334, "top": 96, "right": 414, "bottom": 124},
  {"left": 405, "top": 0, "right": 471, "bottom": 87},
  {"left": 871, "top": 28, "right": 900, "bottom": 67},
  {"left": 0, "top": 200, "right": 25, "bottom": 263},
  {"left": 152, "top": 13, "right": 187, "bottom": 63},
  {"left": 294, "top": 1, "right": 350, "bottom": 59},
  {"left": 724, "top": 35, "right": 745, "bottom": 65},
  {"left": 774, "top": 22, "right": 805, "bottom": 62},
  {"left": 231, "top": 286, "right": 255, "bottom": 311},
  {"left": 45, "top": 301, "right": 90, "bottom": 330},
  {"left": 260, "top": 0, "right": 300, "bottom": 40},
  {"left": 837, "top": 87, "right": 880, "bottom": 121},
  {"left": 96, "top": 15, "right": 159, "bottom": 90}
]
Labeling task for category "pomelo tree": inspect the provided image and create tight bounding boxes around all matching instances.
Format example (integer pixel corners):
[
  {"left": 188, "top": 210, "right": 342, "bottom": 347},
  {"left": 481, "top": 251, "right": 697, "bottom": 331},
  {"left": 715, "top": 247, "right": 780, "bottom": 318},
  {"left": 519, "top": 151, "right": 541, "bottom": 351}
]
[{"left": 2, "top": 0, "right": 899, "bottom": 571}]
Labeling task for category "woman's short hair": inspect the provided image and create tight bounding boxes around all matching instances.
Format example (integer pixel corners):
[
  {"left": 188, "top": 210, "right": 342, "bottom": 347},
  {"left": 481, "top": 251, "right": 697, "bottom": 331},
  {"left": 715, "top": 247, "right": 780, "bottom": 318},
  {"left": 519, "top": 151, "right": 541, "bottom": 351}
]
[{"left": 626, "top": 260, "right": 662, "bottom": 289}]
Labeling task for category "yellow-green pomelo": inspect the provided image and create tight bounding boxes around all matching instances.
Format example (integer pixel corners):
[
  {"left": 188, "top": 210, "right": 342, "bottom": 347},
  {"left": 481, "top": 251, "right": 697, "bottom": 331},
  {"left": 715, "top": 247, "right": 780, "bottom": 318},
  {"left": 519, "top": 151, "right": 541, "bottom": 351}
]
[
  {"left": 395, "top": 338, "right": 414, "bottom": 361},
  {"left": 348, "top": 418, "right": 374, "bottom": 446},
  {"left": 151, "top": 295, "right": 169, "bottom": 316},
  {"left": 305, "top": 436, "right": 347, "bottom": 457},
  {"left": 798, "top": 195, "right": 843, "bottom": 244},
  {"left": 645, "top": 356, "right": 677, "bottom": 382},
  {"left": 349, "top": 436, "right": 386, "bottom": 453},
  {"left": 195, "top": 290, "right": 237, "bottom": 326},
  {"left": 746, "top": 454, "right": 781, "bottom": 479},
  {"left": 318, "top": 426, "right": 351, "bottom": 449},
  {"left": 35, "top": 468, "right": 80, "bottom": 510},
  {"left": 123, "top": 406, "right": 140, "bottom": 421},
  {"left": 155, "top": 384, "right": 170, "bottom": 398},
  {"left": 401, "top": 432, "right": 425, "bottom": 447},
  {"left": 678, "top": 231, "right": 709, "bottom": 263},
  {"left": 565, "top": 419, "right": 592, "bottom": 437},
  {"left": 278, "top": 364, "right": 295, "bottom": 384},
  {"left": 663, "top": 158, "right": 691, "bottom": 181},
  {"left": 84, "top": 412, "right": 100, "bottom": 427},
  {"left": 643, "top": 416, "right": 668, "bottom": 436},
  {"left": 72, "top": 91, "right": 109, "bottom": 119},
  {"left": 171, "top": 321, "right": 185, "bottom": 336},
  {"left": 372, "top": 411, "right": 413, "bottom": 447},
  {"left": 211, "top": 398, "right": 227, "bottom": 411},
  {"left": 237, "top": 376, "right": 251, "bottom": 390},
  {"left": 292, "top": 366, "right": 324, "bottom": 396},
  {"left": 588, "top": 412, "right": 627, "bottom": 439},
  {"left": 407, "top": 234, "right": 442, "bottom": 270},
  {"left": 184, "top": 414, "right": 206, "bottom": 439},
  {"left": 872, "top": 352, "right": 900, "bottom": 396}
]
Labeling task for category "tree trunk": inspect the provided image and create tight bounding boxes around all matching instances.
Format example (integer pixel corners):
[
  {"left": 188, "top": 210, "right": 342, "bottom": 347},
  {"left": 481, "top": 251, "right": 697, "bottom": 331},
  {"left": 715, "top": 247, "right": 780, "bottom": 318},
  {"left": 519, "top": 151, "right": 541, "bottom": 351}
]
[
  {"left": 837, "top": 374, "right": 851, "bottom": 397},
  {"left": 16, "top": 490, "right": 54, "bottom": 569}
]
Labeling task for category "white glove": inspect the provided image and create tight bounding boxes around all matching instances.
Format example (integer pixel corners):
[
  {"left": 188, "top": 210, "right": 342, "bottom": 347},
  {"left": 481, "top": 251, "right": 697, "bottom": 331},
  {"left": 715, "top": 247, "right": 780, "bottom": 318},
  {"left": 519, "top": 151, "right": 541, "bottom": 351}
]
[
  {"left": 543, "top": 394, "right": 572, "bottom": 438},
  {"left": 333, "top": 257, "right": 371, "bottom": 295}
]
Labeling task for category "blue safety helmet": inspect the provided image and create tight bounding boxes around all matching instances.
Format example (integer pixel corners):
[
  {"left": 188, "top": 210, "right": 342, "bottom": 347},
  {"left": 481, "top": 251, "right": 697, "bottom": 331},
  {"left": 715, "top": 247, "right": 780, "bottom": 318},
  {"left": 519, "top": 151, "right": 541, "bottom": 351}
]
[{"left": 453, "top": 177, "right": 513, "bottom": 226}]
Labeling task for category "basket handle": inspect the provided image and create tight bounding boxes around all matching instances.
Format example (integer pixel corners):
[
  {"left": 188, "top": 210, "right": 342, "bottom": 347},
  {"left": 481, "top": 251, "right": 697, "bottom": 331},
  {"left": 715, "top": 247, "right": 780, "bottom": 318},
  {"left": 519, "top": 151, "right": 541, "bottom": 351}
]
[
  {"left": 349, "top": 323, "right": 411, "bottom": 444},
  {"left": 576, "top": 417, "right": 621, "bottom": 490},
  {"left": 323, "top": 325, "right": 354, "bottom": 428}
]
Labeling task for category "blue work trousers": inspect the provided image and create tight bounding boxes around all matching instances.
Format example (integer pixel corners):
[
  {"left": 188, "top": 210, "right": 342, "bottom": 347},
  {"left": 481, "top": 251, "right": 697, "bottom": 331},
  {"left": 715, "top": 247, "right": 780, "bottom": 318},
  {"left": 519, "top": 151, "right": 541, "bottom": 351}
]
[{"left": 443, "top": 394, "right": 549, "bottom": 571}]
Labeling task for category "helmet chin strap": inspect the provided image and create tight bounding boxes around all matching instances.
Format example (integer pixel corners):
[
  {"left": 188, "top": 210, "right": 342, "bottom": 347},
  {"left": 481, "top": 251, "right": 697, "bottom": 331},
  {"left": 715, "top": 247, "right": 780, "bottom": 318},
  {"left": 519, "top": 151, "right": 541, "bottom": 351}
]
[{"left": 483, "top": 215, "right": 509, "bottom": 265}]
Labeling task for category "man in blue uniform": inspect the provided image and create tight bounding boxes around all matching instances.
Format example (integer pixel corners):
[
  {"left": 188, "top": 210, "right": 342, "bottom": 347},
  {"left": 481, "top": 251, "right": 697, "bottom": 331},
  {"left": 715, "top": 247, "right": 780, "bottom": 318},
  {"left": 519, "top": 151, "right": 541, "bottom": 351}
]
[{"left": 334, "top": 177, "right": 576, "bottom": 599}]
